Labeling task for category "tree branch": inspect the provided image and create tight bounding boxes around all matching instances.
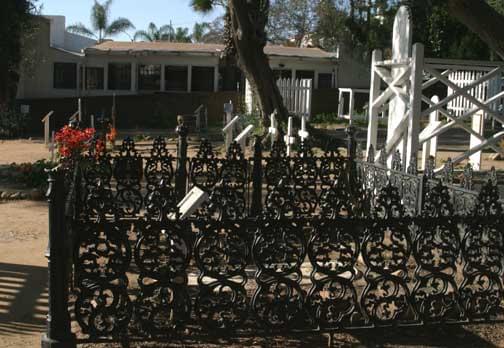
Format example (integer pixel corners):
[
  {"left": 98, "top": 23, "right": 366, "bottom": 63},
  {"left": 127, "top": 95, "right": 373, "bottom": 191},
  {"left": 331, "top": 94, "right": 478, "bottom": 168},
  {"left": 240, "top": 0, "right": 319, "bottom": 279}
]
[{"left": 448, "top": 0, "right": 504, "bottom": 60}]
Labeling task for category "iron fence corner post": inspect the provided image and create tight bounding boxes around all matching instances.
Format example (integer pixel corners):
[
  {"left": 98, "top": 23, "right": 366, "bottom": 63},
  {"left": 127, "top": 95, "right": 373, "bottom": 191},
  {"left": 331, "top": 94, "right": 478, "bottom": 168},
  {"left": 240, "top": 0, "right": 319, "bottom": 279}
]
[
  {"left": 175, "top": 121, "right": 189, "bottom": 202},
  {"left": 41, "top": 168, "right": 76, "bottom": 348},
  {"left": 250, "top": 136, "right": 263, "bottom": 216}
]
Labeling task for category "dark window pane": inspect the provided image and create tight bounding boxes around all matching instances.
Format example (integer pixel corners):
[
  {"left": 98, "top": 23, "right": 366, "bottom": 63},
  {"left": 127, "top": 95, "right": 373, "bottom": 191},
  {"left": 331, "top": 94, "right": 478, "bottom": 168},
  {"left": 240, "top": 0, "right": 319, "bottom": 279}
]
[
  {"left": 318, "top": 73, "right": 333, "bottom": 89},
  {"left": 85, "top": 67, "right": 104, "bottom": 90},
  {"left": 165, "top": 66, "right": 188, "bottom": 91},
  {"left": 192, "top": 66, "right": 214, "bottom": 92},
  {"left": 138, "top": 64, "right": 161, "bottom": 90},
  {"left": 296, "top": 70, "right": 315, "bottom": 81},
  {"left": 108, "top": 63, "right": 131, "bottom": 90},
  {"left": 219, "top": 66, "right": 242, "bottom": 91},
  {"left": 53, "top": 63, "right": 77, "bottom": 89},
  {"left": 273, "top": 69, "right": 292, "bottom": 80}
]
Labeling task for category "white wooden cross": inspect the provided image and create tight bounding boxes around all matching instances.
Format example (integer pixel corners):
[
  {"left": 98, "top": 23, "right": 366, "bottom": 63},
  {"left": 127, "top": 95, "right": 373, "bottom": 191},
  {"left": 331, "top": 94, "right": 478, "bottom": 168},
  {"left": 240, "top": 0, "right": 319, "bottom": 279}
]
[
  {"left": 41, "top": 110, "right": 54, "bottom": 147},
  {"left": 223, "top": 115, "right": 240, "bottom": 150},
  {"left": 298, "top": 115, "right": 309, "bottom": 142},
  {"left": 268, "top": 112, "right": 278, "bottom": 147},
  {"left": 284, "top": 116, "right": 296, "bottom": 156},
  {"left": 235, "top": 124, "right": 254, "bottom": 151}
]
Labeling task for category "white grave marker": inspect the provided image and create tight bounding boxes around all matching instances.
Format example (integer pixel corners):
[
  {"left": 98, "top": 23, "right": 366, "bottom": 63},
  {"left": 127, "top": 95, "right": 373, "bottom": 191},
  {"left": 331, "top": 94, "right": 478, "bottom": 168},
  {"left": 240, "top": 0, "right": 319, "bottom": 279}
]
[
  {"left": 298, "top": 115, "right": 309, "bottom": 142},
  {"left": 176, "top": 186, "right": 209, "bottom": 220},
  {"left": 284, "top": 116, "right": 296, "bottom": 156},
  {"left": 235, "top": 125, "right": 254, "bottom": 151},
  {"left": 268, "top": 112, "right": 278, "bottom": 147},
  {"left": 386, "top": 5, "right": 412, "bottom": 166},
  {"left": 223, "top": 115, "right": 240, "bottom": 150}
]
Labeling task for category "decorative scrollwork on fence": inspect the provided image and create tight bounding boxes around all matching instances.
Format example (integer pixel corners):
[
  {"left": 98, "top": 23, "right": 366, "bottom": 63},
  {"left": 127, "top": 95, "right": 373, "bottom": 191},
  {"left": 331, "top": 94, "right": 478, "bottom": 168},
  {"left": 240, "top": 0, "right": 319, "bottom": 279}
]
[
  {"left": 195, "top": 221, "right": 249, "bottom": 331},
  {"left": 307, "top": 221, "right": 360, "bottom": 328},
  {"left": 413, "top": 180, "right": 461, "bottom": 322},
  {"left": 74, "top": 222, "right": 132, "bottom": 338},
  {"left": 114, "top": 138, "right": 143, "bottom": 217},
  {"left": 134, "top": 220, "right": 191, "bottom": 336},
  {"left": 361, "top": 183, "right": 412, "bottom": 324},
  {"left": 252, "top": 220, "right": 307, "bottom": 329},
  {"left": 460, "top": 179, "right": 504, "bottom": 319}
]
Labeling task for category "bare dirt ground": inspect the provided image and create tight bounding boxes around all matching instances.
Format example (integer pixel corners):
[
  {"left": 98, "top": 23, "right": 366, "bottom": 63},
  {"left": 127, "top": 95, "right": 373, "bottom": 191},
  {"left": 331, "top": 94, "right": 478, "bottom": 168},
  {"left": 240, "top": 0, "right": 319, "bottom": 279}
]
[
  {"left": 0, "top": 139, "right": 51, "bottom": 165},
  {"left": 2, "top": 139, "right": 504, "bottom": 347}
]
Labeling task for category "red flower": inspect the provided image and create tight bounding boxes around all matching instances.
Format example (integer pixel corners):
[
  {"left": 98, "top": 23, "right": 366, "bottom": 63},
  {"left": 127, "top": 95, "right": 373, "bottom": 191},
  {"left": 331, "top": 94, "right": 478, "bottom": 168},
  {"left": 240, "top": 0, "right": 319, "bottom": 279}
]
[{"left": 55, "top": 126, "right": 96, "bottom": 158}]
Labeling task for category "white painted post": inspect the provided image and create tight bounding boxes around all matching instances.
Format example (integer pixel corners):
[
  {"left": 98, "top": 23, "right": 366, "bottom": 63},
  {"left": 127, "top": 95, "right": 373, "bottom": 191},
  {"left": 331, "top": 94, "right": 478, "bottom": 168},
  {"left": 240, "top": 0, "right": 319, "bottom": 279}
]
[
  {"left": 78, "top": 98, "right": 82, "bottom": 123},
  {"left": 90, "top": 115, "right": 95, "bottom": 129},
  {"left": 338, "top": 89, "right": 344, "bottom": 118},
  {"left": 349, "top": 89, "right": 355, "bottom": 124},
  {"left": 235, "top": 125, "right": 254, "bottom": 151},
  {"left": 268, "top": 112, "right": 278, "bottom": 147},
  {"left": 284, "top": 116, "right": 296, "bottom": 156},
  {"left": 367, "top": 49, "right": 383, "bottom": 156},
  {"left": 406, "top": 43, "right": 424, "bottom": 169},
  {"left": 223, "top": 115, "right": 240, "bottom": 151},
  {"left": 422, "top": 95, "right": 440, "bottom": 170},
  {"left": 387, "top": 5, "right": 412, "bottom": 167},
  {"left": 41, "top": 111, "right": 54, "bottom": 147},
  {"left": 470, "top": 110, "right": 485, "bottom": 170},
  {"left": 298, "top": 115, "right": 309, "bottom": 142},
  {"left": 306, "top": 79, "right": 313, "bottom": 118},
  {"left": 224, "top": 100, "right": 233, "bottom": 125}
]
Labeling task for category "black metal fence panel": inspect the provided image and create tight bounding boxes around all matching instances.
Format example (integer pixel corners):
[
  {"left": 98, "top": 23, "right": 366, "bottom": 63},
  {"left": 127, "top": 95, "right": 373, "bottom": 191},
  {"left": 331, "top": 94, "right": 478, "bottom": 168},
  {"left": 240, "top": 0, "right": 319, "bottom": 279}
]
[{"left": 44, "top": 131, "right": 504, "bottom": 346}]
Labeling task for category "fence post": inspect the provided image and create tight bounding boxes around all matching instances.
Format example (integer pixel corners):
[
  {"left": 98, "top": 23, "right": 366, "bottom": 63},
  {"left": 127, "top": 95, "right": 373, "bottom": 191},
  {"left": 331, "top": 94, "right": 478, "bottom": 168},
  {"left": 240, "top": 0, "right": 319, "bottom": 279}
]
[
  {"left": 250, "top": 136, "right": 263, "bottom": 217},
  {"left": 175, "top": 117, "right": 189, "bottom": 202},
  {"left": 41, "top": 168, "right": 75, "bottom": 348}
]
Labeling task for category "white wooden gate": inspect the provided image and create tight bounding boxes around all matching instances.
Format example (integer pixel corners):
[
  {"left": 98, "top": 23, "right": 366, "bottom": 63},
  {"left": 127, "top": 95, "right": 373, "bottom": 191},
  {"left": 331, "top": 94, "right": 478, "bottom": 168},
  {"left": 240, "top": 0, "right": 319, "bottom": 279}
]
[{"left": 367, "top": 5, "right": 504, "bottom": 172}]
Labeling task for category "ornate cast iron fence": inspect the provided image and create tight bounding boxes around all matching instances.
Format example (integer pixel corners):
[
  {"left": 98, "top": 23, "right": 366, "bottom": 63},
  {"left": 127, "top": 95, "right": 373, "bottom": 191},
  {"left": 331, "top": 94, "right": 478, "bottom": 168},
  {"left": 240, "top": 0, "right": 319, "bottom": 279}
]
[{"left": 42, "top": 126, "right": 504, "bottom": 347}]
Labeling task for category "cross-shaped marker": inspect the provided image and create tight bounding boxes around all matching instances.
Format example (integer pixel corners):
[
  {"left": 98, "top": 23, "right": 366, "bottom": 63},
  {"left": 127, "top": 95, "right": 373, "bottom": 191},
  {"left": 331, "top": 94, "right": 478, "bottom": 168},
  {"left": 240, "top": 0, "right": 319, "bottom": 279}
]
[
  {"left": 284, "top": 116, "right": 296, "bottom": 156},
  {"left": 298, "top": 115, "right": 309, "bottom": 142}
]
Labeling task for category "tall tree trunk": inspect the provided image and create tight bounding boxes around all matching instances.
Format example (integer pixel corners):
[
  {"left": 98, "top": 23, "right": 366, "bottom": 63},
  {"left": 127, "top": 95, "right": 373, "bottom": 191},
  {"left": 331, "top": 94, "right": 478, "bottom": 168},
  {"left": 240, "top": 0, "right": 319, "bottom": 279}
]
[
  {"left": 228, "top": 0, "right": 289, "bottom": 127},
  {"left": 448, "top": 0, "right": 504, "bottom": 60}
]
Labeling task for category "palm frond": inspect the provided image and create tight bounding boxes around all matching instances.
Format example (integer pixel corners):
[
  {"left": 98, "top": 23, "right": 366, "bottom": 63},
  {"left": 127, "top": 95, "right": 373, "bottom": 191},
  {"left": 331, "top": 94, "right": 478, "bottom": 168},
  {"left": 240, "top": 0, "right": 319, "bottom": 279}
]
[
  {"left": 66, "top": 23, "right": 97, "bottom": 38},
  {"left": 191, "top": 0, "right": 215, "bottom": 13},
  {"left": 105, "top": 17, "right": 136, "bottom": 36},
  {"left": 133, "top": 30, "right": 152, "bottom": 42}
]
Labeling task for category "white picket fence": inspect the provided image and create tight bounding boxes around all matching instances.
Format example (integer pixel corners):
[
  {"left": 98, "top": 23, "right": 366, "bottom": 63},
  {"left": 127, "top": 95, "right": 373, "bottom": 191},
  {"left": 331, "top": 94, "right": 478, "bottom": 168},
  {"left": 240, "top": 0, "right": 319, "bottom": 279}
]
[
  {"left": 447, "top": 70, "right": 503, "bottom": 117},
  {"left": 277, "top": 78, "right": 313, "bottom": 118}
]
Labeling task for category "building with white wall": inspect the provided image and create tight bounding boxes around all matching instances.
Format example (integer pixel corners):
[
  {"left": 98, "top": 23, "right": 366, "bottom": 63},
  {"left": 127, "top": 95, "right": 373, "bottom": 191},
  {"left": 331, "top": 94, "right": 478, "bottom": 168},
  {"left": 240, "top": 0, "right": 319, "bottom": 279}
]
[{"left": 17, "top": 15, "right": 370, "bottom": 101}]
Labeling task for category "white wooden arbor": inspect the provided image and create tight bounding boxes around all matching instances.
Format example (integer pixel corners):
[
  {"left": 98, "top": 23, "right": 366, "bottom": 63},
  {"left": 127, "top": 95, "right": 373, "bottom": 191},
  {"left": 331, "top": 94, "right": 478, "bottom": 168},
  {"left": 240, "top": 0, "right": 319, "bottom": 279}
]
[{"left": 367, "top": 5, "right": 504, "bottom": 171}]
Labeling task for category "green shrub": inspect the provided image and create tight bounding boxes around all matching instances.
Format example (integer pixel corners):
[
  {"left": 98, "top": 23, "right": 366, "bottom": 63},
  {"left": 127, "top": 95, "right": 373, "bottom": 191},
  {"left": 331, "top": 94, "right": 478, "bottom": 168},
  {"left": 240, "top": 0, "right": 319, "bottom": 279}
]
[
  {"left": 8, "top": 159, "right": 55, "bottom": 190},
  {"left": 0, "top": 109, "right": 28, "bottom": 138},
  {"left": 311, "top": 113, "right": 347, "bottom": 125},
  {"left": 239, "top": 112, "right": 265, "bottom": 136}
]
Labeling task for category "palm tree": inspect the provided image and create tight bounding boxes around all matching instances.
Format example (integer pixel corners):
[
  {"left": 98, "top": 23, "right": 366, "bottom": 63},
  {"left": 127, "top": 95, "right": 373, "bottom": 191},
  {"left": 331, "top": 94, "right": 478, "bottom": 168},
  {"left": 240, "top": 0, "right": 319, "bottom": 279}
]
[
  {"left": 133, "top": 22, "right": 174, "bottom": 42},
  {"left": 67, "top": 0, "right": 135, "bottom": 42},
  {"left": 174, "top": 27, "right": 192, "bottom": 43},
  {"left": 192, "top": 22, "right": 210, "bottom": 43}
]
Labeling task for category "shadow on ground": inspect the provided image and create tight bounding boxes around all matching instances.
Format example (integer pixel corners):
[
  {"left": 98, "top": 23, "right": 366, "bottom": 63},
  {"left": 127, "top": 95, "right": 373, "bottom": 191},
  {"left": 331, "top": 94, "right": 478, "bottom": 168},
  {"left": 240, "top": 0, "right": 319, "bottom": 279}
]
[{"left": 0, "top": 262, "right": 47, "bottom": 337}]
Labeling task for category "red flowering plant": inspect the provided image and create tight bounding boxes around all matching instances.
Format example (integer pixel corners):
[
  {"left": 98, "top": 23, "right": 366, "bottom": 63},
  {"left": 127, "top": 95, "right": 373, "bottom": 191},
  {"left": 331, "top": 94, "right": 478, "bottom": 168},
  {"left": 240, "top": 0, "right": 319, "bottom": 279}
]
[{"left": 54, "top": 126, "right": 96, "bottom": 159}]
